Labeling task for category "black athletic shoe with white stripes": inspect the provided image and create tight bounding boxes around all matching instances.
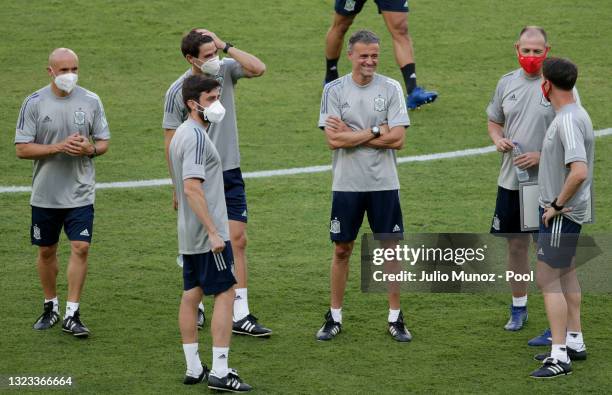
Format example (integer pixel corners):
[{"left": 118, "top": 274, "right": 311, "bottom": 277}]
[
  {"left": 530, "top": 357, "right": 572, "bottom": 379},
  {"left": 388, "top": 311, "right": 412, "bottom": 342},
  {"left": 232, "top": 314, "right": 272, "bottom": 337},
  {"left": 316, "top": 310, "right": 342, "bottom": 341},
  {"left": 534, "top": 346, "right": 587, "bottom": 361},
  {"left": 197, "top": 307, "right": 205, "bottom": 330},
  {"left": 33, "top": 301, "right": 60, "bottom": 330},
  {"left": 183, "top": 364, "right": 209, "bottom": 385},
  {"left": 208, "top": 368, "right": 252, "bottom": 392},
  {"left": 61, "top": 309, "right": 90, "bottom": 338}
]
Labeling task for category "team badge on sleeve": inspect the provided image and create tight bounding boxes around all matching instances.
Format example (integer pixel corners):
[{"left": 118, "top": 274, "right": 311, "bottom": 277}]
[
  {"left": 374, "top": 96, "right": 386, "bottom": 112},
  {"left": 74, "top": 110, "right": 86, "bottom": 125},
  {"left": 344, "top": 0, "right": 356, "bottom": 12}
]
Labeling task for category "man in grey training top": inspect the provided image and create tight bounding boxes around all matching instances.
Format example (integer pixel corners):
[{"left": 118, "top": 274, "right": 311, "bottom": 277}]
[
  {"left": 163, "top": 29, "right": 271, "bottom": 336},
  {"left": 529, "top": 57, "right": 594, "bottom": 379},
  {"left": 170, "top": 74, "right": 251, "bottom": 391},
  {"left": 487, "top": 26, "right": 556, "bottom": 336},
  {"left": 316, "top": 30, "right": 411, "bottom": 342},
  {"left": 15, "top": 48, "right": 110, "bottom": 338}
]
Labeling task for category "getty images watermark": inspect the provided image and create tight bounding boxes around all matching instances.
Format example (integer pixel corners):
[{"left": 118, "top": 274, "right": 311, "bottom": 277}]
[{"left": 360, "top": 233, "right": 610, "bottom": 293}]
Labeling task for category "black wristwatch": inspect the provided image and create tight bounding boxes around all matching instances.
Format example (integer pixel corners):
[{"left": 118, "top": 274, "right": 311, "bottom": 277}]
[
  {"left": 551, "top": 198, "right": 564, "bottom": 211},
  {"left": 371, "top": 126, "right": 381, "bottom": 138},
  {"left": 223, "top": 42, "right": 234, "bottom": 54}
]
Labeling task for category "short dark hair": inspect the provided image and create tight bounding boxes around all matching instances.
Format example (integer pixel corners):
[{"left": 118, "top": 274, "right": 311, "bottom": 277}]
[
  {"left": 347, "top": 29, "right": 380, "bottom": 52},
  {"left": 182, "top": 75, "right": 221, "bottom": 109},
  {"left": 518, "top": 26, "right": 548, "bottom": 43},
  {"left": 543, "top": 57, "right": 578, "bottom": 91},
  {"left": 181, "top": 29, "right": 214, "bottom": 58}
]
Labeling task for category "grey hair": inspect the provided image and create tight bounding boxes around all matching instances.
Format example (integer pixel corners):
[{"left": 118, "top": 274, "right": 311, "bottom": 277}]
[{"left": 347, "top": 29, "right": 380, "bottom": 52}]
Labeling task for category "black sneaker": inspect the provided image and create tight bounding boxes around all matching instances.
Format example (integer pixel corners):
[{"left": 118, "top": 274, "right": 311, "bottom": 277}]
[
  {"left": 62, "top": 309, "right": 90, "bottom": 338},
  {"left": 534, "top": 346, "right": 587, "bottom": 361},
  {"left": 208, "top": 368, "right": 252, "bottom": 392},
  {"left": 197, "top": 307, "right": 205, "bottom": 330},
  {"left": 388, "top": 311, "right": 412, "bottom": 342},
  {"left": 530, "top": 357, "right": 572, "bottom": 379},
  {"left": 183, "top": 364, "right": 209, "bottom": 385},
  {"left": 33, "top": 301, "right": 60, "bottom": 330},
  {"left": 232, "top": 314, "right": 272, "bottom": 337},
  {"left": 316, "top": 310, "right": 341, "bottom": 341}
]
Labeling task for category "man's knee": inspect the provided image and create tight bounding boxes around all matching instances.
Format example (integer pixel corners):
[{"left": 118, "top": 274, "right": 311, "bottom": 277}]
[
  {"left": 70, "top": 241, "right": 90, "bottom": 258},
  {"left": 334, "top": 242, "right": 353, "bottom": 261},
  {"left": 231, "top": 230, "right": 248, "bottom": 251},
  {"left": 386, "top": 17, "right": 409, "bottom": 38},
  {"left": 508, "top": 237, "right": 530, "bottom": 258},
  {"left": 332, "top": 14, "right": 354, "bottom": 34},
  {"left": 38, "top": 245, "right": 58, "bottom": 262}
]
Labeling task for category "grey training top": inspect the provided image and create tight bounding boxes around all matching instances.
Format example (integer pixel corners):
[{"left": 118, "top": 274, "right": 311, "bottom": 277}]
[
  {"left": 539, "top": 103, "right": 594, "bottom": 225},
  {"left": 163, "top": 58, "right": 244, "bottom": 171},
  {"left": 318, "top": 73, "right": 410, "bottom": 192},
  {"left": 14, "top": 85, "right": 111, "bottom": 208},
  {"left": 170, "top": 117, "right": 230, "bottom": 254}
]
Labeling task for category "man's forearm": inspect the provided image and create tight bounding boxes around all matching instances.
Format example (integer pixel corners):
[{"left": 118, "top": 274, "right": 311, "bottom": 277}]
[
  {"left": 557, "top": 163, "right": 588, "bottom": 206},
  {"left": 164, "top": 129, "right": 176, "bottom": 178},
  {"left": 487, "top": 120, "right": 505, "bottom": 144},
  {"left": 185, "top": 183, "right": 219, "bottom": 236},
  {"left": 15, "top": 142, "right": 61, "bottom": 159},
  {"left": 326, "top": 129, "right": 374, "bottom": 149},
  {"left": 227, "top": 47, "right": 266, "bottom": 77},
  {"left": 363, "top": 127, "right": 405, "bottom": 149}
]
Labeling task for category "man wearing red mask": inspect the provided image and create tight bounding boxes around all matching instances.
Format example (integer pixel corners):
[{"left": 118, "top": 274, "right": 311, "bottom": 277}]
[{"left": 486, "top": 26, "right": 571, "bottom": 342}]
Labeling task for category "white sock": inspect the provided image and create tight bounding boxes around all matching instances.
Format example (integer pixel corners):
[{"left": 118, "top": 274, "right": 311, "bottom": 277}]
[
  {"left": 211, "top": 346, "right": 229, "bottom": 378},
  {"left": 512, "top": 295, "right": 528, "bottom": 307},
  {"left": 388, "top": 309, "right": 401, "bottom": 323},
  {"left": 45, "top": 297, "right": 59, "bottom": 313},
  {"left": 233, "top": 288, "right": 249, "bottom": 321},
  {"left": 566, "top": 331, "right": 586, "bottom": 351},
  {"left": 550, "top": 344, "right": 569, "bottom": 363},
  {"left": 182, "top": 343, "right": 203, "bottom": 378},
  {"left": 65, "top": 301, "right": 79, "bottom": 319},
  {"left": 330, "top": 307, "right": 342, "bottom": 323},
  {"left": 198, "top": 302, "right": 205, "bottom": 312}
]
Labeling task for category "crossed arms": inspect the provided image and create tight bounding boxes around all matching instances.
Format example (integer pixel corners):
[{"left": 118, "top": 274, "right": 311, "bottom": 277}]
[{"left": 323, "top": 115, "right": 405, "bottom": 150}]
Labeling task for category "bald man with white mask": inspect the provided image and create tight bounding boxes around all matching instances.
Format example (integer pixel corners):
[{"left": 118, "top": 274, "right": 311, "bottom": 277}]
[{"left": 15, "top": 48, "right": 110, "bottom": 338}]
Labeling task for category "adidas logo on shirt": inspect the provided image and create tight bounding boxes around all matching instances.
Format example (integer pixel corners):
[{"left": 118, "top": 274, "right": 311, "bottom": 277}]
[
  {"left": 42, "top": 115, "right": 52, "bottom": 123},
  {"left": 509, "top": 94, "right": 518, "bottom": 101},
  {"left": 80, "top": 229, "right": 90, "bottom": 236}
]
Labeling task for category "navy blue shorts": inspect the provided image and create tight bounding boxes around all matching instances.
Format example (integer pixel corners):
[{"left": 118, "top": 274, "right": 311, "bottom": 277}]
[
  {"left": 223, "top": 168, "right": 248, "bottom": 223},
  {"left": 31, "top": 205, "right": 94, "bottom": 246},
  {"left": 330, "top": 190, "right": 404, "bottom": 242},
  {"left": 335, "top": 0, "right": 409, "bottom": 16},
  {"left": 183, "top": 241, "right": 237, "bottom": 295},
  {"left": 490, "top": 186, "right": 536, "bottom": 235},
  {"left": 537, "top": 208, "right": 582, "bottom": 268}
]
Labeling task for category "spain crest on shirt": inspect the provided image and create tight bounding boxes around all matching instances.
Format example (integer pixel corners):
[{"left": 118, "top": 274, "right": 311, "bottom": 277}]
[
  {"left": 74, "top": 110, "right": 86, "bottom": 125},
  {"left": 374, "top": 96, "right": 386, "bottom": 112}
]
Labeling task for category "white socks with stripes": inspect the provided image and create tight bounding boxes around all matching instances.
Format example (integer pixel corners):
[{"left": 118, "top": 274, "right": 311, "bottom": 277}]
[
  {"left": 45, "top": 297, "right": 59, "bottom": 313},
  {"left": 182, "top": 343, "right": 203, "bottom": 378},
  {"left": 211, "top": 346, "right": 229, "bottom": 378},
  {"left": 567, "top": 331, "right": 586, "bottom": 351},
  {"left": 551, "top": 344, "right": 569, "bottom": 363},
  {"left": 233, "top": 288, "right": 250, "bottom": 321},
  {"left": 65, "top": 301, "right": 79, "bottom": 319}
]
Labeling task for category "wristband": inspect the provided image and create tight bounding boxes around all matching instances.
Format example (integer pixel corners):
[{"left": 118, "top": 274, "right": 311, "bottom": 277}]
[
  {"left": 223, "top": 42, "right": 234, "bottom": 54},
  {"left": 551, "top": 198, "right": 564, "bottom": 211},
  {"left": 89, "top": 144, "right": 97, "bottom": 159}
]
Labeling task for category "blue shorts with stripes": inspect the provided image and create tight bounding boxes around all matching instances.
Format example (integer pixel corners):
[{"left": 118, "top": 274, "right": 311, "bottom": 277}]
[
  {"left": 182, "top": 241, "right": 237, "bottom": 295},
  {"left": 536, "top": 207, "right": 582, "bottom": 268},
  {"left": 335, "top": 0, "right": 409, "bottom": 16}
]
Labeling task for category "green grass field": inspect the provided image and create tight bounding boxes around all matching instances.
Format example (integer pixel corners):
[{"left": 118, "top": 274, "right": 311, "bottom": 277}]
[{"left": 1, "top": 0, "right": 611, "bottom": 393}]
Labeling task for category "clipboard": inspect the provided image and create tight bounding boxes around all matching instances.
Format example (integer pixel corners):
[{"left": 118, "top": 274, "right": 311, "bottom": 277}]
[{"left": 519, "top": 182, "right": 540, "bottom": 231}]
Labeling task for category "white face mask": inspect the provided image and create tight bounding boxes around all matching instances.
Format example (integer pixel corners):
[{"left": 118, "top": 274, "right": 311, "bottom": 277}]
[
  {"left": 194, "top": 100, "right": 226, "bottom": 123},
  {"left": 199, "top": 56, "right": 221, "bottom": 76},
  {"left": 53, "top": 72, "right": 78, "bottom": 93}
]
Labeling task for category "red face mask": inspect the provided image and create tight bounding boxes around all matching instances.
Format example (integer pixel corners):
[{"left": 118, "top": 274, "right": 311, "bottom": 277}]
[
  {"left": 517, "top": 48, "right": 549, "bottom": 74},
  {"left": 541, "top": 81, "right": 552, "bottom": 102}
]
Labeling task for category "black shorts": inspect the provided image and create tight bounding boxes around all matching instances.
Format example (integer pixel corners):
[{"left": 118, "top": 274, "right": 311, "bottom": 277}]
[
  {"left": 330, "top": 190, "right": 404, "bottom": 242},
  {"left": 223, "top": 168, "right": 248, "bottom": 223},
  {"left": 182, "top": 241, "right": 237, "bottom": 295},
  {"left": 490, "top": 186, "right": 536, "bottom": 236},
  {"left": 335, "top": 0, "right": 409, "bottom": 16},
  {"left": 537, "top": 208, "right": 582, "bottom": 268},
  {"left": 31, "top": 205, "right": 94, "bottom": 246}
]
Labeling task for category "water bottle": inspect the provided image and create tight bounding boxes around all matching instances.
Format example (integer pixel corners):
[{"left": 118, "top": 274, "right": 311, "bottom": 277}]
[{"left": 512, "top": 141, "right": 530, "bottom": 182}]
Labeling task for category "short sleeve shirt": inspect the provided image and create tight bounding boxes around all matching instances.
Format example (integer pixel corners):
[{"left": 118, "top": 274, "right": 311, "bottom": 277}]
[
  {"left": 14, "top": 85, "right": 111, "bottom": 208},
  {"left": 163, "top": 58, "right": 244, "bottom": 171},
  {"left": 318, "top": 73, "right": 410, "bottom": 192},
  {"left": 169, "top": 117, "right": 230, "bottom": 254},
  {"left": 539, "top": 103, "right": 594, "bottom": 224}
]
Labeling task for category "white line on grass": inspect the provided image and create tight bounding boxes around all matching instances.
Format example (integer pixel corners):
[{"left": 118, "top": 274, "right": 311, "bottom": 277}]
[{"left": 2, "top": 128, "right": 611, "bottom": 194}]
